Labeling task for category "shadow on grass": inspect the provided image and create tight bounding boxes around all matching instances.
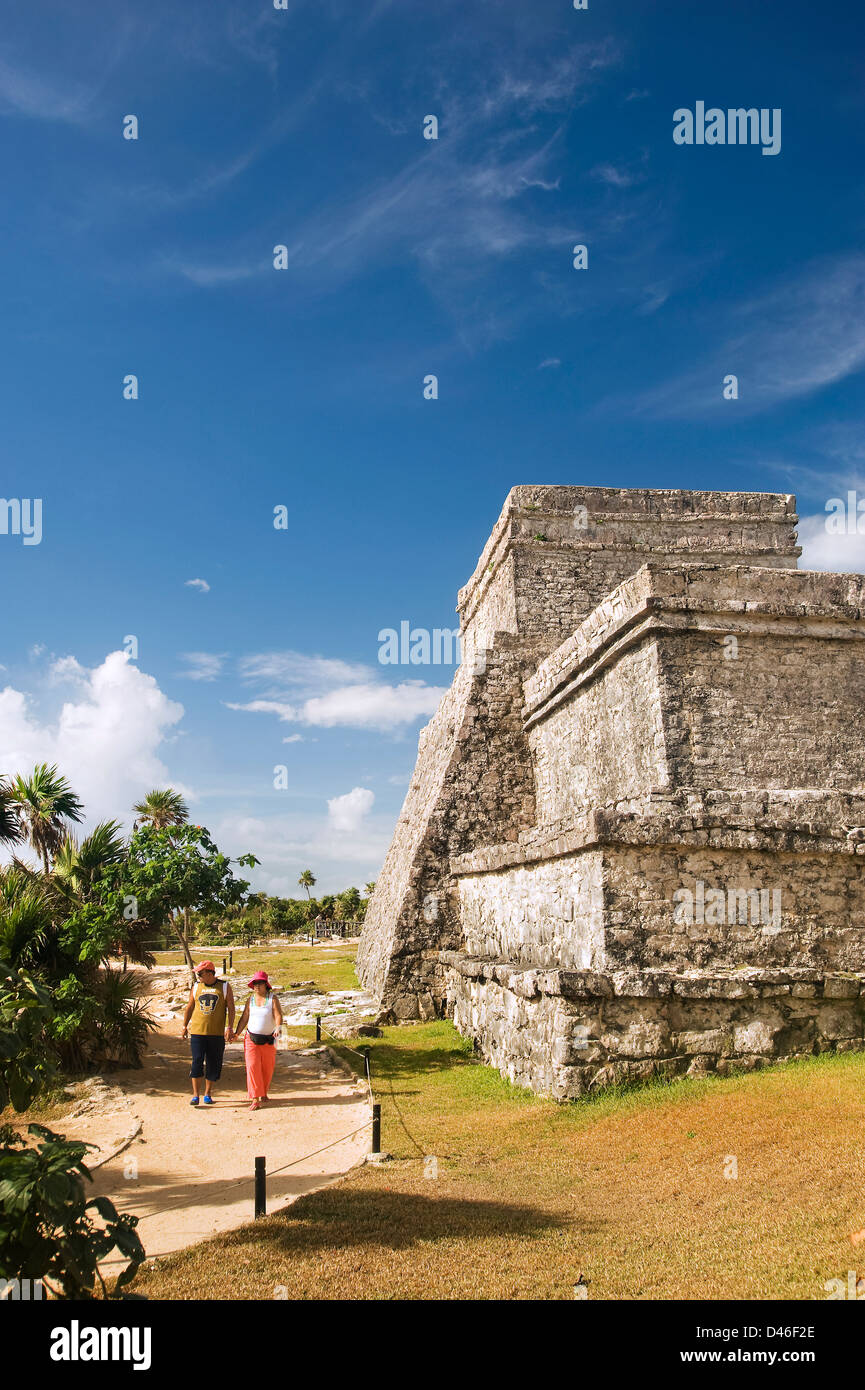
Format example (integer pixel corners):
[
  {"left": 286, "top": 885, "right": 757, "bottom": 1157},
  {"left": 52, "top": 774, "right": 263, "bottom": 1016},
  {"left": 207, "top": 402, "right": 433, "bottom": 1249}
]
[{"left": 226, "top": 1187, "right": 581, "bottom": 1253}]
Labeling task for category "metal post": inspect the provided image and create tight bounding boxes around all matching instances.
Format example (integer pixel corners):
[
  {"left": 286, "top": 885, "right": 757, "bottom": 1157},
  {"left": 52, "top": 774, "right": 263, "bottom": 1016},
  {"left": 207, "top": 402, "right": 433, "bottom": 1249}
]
[
  {"left": 254, "top": 1156, "right": 266, "bottom": 1218},
  {"left": 362, "top": 1047, "right": 372, "bottom": 1087},
  {"left": 372, "top": 1103, "right": 381, "bottom": 1153},
  {"left": 315, "top": 1014, "right": 321, "bottom": 1042}
]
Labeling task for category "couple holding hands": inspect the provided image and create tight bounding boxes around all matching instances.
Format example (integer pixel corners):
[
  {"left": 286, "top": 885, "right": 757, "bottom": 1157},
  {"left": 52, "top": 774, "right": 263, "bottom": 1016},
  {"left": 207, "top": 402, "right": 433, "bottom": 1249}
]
[{"left": 182, "top": 961, "right": 284, "bottom": 1111}]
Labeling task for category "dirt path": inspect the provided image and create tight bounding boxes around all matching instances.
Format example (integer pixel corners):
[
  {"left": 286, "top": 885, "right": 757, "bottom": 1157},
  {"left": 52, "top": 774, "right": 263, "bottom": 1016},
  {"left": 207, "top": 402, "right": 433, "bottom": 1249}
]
[{"left": 90, "top": 1019, "right": 371, "bottom": 1266}]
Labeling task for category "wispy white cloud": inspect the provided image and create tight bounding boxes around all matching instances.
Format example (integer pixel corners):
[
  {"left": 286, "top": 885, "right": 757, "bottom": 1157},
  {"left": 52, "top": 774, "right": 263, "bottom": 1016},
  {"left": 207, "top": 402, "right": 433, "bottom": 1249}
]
[
  {"left": 230, "top": 648, "right": 446, "bottom": 732},
  {"left": 239, "top": 651, "right": 369, "bottom": 691},
  {"left": 165, "top": 258, "right": 260, "bottom": 287},
  {"left": 185, "top": 577, "right": 211, "bottom": 593},
  {"left": 155, "top": 38, "right": 622, "bottom": 338},
  {"left": 178, "top": 652, "right": 228, "bottom": 682},
  {"left": 591, "top": 162, "right": 643, "bottom": 189},
  {"left": 228, "top": 682, "right": 444, "bottom": 732},
  {"left": 628, "top": 254, "right": 865, "bottom": 419}
]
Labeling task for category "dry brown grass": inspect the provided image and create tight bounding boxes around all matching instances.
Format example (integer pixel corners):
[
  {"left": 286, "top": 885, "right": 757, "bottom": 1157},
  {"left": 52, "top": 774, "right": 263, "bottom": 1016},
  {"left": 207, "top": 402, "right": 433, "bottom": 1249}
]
[{"left": 130, "top": 1022, "right": 865, "bottom": 1301}]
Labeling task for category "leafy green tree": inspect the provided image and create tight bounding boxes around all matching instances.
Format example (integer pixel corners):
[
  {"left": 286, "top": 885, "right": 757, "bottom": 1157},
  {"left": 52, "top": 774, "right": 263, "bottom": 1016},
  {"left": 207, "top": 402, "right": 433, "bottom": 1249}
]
[
  {"left": 123, "top": 823, "right": 254, "bottom": 970},
  {"left": 9, "top": 765, "right": 84, "bottom": 874},
  {"left": 0, "top": 960, "right": 55, "bottom": 1112}
]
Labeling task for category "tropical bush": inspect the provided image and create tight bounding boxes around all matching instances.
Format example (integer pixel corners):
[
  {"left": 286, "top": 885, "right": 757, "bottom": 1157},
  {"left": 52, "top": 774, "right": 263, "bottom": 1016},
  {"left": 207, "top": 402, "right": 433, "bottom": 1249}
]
[{"left": 0, "top": 1124, "right": 144, "bottom": 1297}]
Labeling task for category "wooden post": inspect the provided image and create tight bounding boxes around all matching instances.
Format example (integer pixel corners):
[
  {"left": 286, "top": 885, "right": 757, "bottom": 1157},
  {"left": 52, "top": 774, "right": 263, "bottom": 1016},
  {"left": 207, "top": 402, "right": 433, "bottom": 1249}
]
[
  {"left": 254, "top": 1156, "right": 266, "bottom": 1218},
  {"left": 229, "top": 950, "right": 233, "bottom": 969},
  {"left": 222, "top": 957, "right": 227, "bottom": 975},
  {"left": 371, "top": 1103, "right": 381, "bottom": 1154},
  {"left": 315, "top": 1014, "right": 321, "bottom": 1042}
]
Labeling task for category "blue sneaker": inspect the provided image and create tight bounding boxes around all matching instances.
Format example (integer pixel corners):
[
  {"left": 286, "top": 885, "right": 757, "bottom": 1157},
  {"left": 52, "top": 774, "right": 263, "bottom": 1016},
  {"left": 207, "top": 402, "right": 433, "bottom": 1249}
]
[
  {"left": 189, "top": 1096, "right": 199, "bottom": 1106},
  {"left": 202, "top": 1095, "right": 214, "bottom": 1105}
]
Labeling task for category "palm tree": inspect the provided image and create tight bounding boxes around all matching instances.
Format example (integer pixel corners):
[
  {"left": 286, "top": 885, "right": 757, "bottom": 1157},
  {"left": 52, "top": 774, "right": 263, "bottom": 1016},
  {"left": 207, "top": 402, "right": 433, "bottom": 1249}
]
[
  {"left": 132, "top": 788, "right": 189, "bottom": 829},
  {"left": 10, "top": 764, "right": 84, "bottom": 874},
  {"left": 298, "top": 869, "right": 316, "bottom": 899},
  {"left": 53, "top": 820, "right": 127, "bottom": 900},
  {"left": 0, "top": 777, "right": 22, "bottom": 849},
  {"left": 338, "top": 886, "right": 362, "bottom": 920},
  {"left": 364, "top": 881, "right": 376, "bottom": 897},
  {"left": 0, "top": 865, "right": 54, "bottom": 969}
]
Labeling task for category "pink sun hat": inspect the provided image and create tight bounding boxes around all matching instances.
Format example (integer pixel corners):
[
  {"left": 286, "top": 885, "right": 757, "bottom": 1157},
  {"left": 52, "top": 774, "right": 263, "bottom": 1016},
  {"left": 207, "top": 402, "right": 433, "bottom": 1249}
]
[{"left": 247, "top": 970, "right": 271, "bottom": 988}]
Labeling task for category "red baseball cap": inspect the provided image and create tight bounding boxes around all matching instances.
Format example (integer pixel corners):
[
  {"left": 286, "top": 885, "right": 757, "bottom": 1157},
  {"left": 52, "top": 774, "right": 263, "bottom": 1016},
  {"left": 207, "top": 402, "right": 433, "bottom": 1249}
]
[{"left": 195, "top": 960, "right": 217, "bottom": 974}]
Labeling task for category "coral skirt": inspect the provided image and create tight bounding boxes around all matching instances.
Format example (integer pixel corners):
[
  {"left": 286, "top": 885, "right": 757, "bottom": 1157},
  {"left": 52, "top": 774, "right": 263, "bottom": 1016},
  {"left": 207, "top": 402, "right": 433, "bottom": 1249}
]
[{"left": 244, "top": 1033, "right": 276, "bottom": 1099}]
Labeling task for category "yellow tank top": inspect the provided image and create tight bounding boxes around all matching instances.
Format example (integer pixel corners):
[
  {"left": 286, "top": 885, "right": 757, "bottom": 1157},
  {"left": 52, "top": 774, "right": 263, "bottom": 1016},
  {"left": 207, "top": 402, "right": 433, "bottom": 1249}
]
[{"left": 190, "top": 979, "right": 227, "bottom": 1035}]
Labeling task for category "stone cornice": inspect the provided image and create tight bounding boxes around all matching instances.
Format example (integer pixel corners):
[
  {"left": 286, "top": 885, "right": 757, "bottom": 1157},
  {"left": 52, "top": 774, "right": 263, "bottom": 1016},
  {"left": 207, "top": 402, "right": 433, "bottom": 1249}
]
[
  {"left": 523, "top": 562, "right": 865, "bottom": 727},
  {"left": 439, "top": 950, "right": 865, "bottom": 1002},
  {"left": 450, "top": 788, "right": 865, "bottom": 876}
]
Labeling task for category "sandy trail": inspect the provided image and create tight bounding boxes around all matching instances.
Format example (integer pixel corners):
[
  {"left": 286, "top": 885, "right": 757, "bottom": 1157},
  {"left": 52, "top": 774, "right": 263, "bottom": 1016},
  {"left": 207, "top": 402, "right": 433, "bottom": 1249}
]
[{"left": 90, "top": 1019, "right": 371, "bottom": 1265}]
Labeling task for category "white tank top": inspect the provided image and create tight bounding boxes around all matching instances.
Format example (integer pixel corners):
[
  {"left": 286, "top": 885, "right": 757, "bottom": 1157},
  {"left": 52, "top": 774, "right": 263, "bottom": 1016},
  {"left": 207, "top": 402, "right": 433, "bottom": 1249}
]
[{"left": 248, "top": 992, "right": 275, "bottom": 1035}]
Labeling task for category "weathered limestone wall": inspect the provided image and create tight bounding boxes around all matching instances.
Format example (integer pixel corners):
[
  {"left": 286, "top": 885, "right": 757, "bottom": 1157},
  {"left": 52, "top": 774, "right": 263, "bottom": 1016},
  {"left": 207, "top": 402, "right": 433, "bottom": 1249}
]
[
  {"left": 453, "top": 828, "right": 865, "bottom": 977},
  {"left": 443, "top": 955, "right": 865, "bottom": 1100},
  {"left": 438, "top": 557, "right": 865, "bottom": 1096},
  {"left": 458, "top": 852, "right": 605, "bottom": 971},
  {"left": 660, "top": 628, "right": 865, "bottom": 790},
  {"left": 604, "top": 844, "right": 865, "bottom": 972},
  {"left": 529, "top": 637, "right": 669, "bottom": 823},
  {"left": 356, "top": 637, "right": 536, "bottom": 1015}
]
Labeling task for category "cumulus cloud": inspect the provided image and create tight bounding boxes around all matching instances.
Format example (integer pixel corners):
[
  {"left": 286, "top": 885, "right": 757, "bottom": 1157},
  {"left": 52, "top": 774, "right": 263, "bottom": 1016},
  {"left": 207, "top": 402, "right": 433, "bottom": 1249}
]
[
  {"left": 797, "top": 511, "right": 865, "bottom": 572},
  {"left": 327, "top": 786, "right": 375, "bottom": 833},
  {"left": 185, "top": 578, "right": 210, "bottom": 593},
  {"left": 0, "top": 651, "right": 186, "bottom": 829}
]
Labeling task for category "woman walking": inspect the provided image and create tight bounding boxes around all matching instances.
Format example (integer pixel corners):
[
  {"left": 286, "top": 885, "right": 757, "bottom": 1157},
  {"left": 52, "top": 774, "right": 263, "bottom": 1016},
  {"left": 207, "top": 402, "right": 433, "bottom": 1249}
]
[{"left": 233, "top": 971, "right": 283, "bottom": 1111}]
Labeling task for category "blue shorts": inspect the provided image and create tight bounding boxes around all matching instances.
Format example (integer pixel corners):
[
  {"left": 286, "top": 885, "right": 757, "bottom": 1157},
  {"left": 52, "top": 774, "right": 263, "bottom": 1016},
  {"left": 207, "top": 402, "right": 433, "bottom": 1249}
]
[{"left": 189, "top": 1034, "right": 225, "bottom": 1081}]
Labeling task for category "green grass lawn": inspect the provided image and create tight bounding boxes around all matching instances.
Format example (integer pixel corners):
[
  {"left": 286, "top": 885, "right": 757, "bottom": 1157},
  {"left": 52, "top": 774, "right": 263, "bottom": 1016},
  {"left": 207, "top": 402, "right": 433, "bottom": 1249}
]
[
  {"left": 150, "top": 940, "right": 361, "bottom": 994},
  {"left": 130, "top": 1017, "right": 865, "bottom": 1301}
]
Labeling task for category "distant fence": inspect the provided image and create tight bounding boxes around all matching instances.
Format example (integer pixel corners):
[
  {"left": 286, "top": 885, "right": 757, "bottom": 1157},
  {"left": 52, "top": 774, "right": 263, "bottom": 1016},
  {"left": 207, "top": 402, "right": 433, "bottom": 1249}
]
[{"left": 313, "top": 919, "right": 362, "bottom": 940}]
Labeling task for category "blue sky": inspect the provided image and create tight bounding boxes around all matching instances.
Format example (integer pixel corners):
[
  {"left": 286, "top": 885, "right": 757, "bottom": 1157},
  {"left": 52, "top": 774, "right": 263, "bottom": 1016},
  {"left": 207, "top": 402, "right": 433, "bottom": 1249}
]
[{"left": 1, "top": 0, "right": 864, "bottom": 893}]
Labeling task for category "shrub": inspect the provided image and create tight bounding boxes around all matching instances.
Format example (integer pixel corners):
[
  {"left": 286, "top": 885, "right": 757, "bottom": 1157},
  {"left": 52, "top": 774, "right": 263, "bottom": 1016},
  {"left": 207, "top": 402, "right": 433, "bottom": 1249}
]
[{"left": 0, "top": 1124, "right": 144, "bottom": 1297}]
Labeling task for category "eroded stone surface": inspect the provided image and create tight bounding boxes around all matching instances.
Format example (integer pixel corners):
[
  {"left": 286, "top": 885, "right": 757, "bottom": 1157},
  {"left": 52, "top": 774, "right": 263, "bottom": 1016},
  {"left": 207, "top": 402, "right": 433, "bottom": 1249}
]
[{"left": 357, "top": 485, "right": 865, "bottom": 1096}]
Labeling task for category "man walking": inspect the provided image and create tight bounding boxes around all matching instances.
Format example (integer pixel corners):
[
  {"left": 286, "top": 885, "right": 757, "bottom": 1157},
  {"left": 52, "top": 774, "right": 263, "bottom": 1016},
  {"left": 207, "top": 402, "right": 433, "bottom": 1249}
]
[{"left": 182, "top": 960, "right": 235, "bottom": 1106}]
